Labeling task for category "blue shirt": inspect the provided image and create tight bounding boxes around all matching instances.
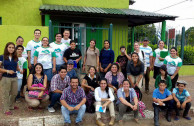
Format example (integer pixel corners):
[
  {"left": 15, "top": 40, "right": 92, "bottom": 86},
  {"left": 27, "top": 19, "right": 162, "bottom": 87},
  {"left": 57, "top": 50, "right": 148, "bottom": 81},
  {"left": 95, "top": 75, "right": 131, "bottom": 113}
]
[
  {"left": 67, "top": 69, "right": 77, "bottom": 79},
  {"left": 173, "top": 88, "right": 190, "bottom": 102},
  {"left": 99, "top": 49, "right": 114, "bottom": 67},
  {"left": 153, "top": 88, "right": 171, "bottom": 99},
  {"left": 116, "top": 87, "right": 137, "bottom": 104},
  {"left": 0, "top": 55, "right": 18, "bottom": 78}
]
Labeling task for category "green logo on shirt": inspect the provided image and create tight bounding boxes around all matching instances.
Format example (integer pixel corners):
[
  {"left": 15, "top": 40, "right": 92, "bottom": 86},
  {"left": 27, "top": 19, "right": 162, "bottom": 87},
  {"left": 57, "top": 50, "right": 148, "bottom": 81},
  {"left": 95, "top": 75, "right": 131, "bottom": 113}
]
[
  {"left": 54, "top": 48, "right": 61, "bottom": 53},
  {"left": 168, "top": 61, "right": 176, "bottom": 66},
  {"left": 34, "top": 45, "right": 40, "bottom": 49},
  {"left": 41, "top": 50, "right": 50, "bottom": 54}
]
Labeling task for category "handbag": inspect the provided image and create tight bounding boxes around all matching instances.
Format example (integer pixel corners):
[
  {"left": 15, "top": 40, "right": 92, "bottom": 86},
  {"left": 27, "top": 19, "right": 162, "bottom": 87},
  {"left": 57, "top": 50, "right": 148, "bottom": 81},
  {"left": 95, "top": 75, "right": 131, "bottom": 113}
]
[
  {"left": 0, "top": 56, "right": 4, "bottom": 81},
  {"left": 28, "top": 83, "right": 47, "bottom": 99}
]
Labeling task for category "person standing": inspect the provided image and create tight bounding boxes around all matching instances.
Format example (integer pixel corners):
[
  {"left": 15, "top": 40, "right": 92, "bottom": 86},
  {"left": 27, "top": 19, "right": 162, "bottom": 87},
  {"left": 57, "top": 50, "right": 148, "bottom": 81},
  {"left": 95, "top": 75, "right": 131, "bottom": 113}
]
[
  {"left": 140, "top": 37, "right": 153, "bottom": 94},
  {"left": 16, "top": 45, "right": 27, "bottom": 100},
  {"left": 0, "top": 42, "right": 22, "bottom": 115},
  {"left": 50, "top": 33, "right": 68, "bottom": 73},
  {"left": 163, "top": 47, "right": 182, "bottom": 89},
  {"left": 26, "top": 29, "right": 42, "bottom": 72},
  {"left": 63, "top": 40, "right": 82, "bottom": 75},
  {"left": 60, "top": 77, "right": 86, "bottom": 126},
  {"left": 116, "top": 46, "right": 131, "bottom": 79},
  {"left": 153, "top": 41, "right": 168, "bottom": 79},
  {"left": 61, "top": 29, "right": 71, "bottom": 48},
  {"left": 99, "top": 40, "right": 114, "bottom": 78},
  {"left": 34, "top": 37, "right": 56, "bottom": 82},
  {"left": 48, "top": 66, "right": 70, "bottom": 113},
  {"left": 82, "top": 39, "right": 100, "bottom": 73}
]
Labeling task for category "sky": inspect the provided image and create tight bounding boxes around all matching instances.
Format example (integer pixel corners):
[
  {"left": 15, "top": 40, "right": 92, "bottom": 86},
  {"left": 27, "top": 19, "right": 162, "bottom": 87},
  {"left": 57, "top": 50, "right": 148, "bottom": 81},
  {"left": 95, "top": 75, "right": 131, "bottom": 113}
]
[{"left": 130, "top": 0, "right": 194, "bottom": 31}]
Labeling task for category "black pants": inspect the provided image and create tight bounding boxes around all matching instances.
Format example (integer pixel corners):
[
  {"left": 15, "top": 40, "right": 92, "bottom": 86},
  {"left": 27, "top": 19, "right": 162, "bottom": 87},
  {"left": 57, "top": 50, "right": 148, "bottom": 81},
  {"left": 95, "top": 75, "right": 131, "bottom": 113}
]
[
  {"left": 173, "top": 100, "right": 191, "bottom": 117},
  {"left": 169, "top": 74, "right": 179, "bottom": 89},
  {"left": 153, "top": 100, "right": 173, "bottom": 124},
  {"left": 153, "top": 66, "right": 160, "bottom": 79},
  {"left": 145, "top": 67, "right": 150, "bottom": 91}
]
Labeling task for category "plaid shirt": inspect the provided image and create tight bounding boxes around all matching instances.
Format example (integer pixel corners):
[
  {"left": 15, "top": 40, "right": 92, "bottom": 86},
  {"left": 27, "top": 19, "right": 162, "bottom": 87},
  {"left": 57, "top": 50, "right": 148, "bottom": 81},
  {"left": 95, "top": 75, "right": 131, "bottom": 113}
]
[
  {"left": 60, "top": 86, "right": 86, "bottom": 105},
  {"left": 50, "top": 74, "right": 70, "bottom": 92}
]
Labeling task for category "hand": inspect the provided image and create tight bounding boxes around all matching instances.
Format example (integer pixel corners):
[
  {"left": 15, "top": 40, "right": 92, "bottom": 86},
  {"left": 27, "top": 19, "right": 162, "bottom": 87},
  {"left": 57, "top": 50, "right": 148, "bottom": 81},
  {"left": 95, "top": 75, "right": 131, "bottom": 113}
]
[
  {"left": 82, "top": 66, "right": 85, "bottom": 71},
  {"left": 158, "top": 57, "right": 164, "bottom": 61},
  {"left": 171, "top": 76, "right": 175, "bottom": 79},
  {"left": 149, "top": 66, "right": 153, "bottom": 71},
  {"left": 96, "top": 67, "right": 99, "bottom": 72},
  {"left": 135, "top": 83, "right": 138, "bottom": 87},
  {"left": 144, "top": 71, "right": 146, "bottom": 75},
  {"left": 8, "top": 70, "right": 15, "bottom": 74},
  {"left": 158, "top": 100, "right": 164, "bottom": 106},
  {"left": 113, "top": 87, "right": 117, "bottom": 93},
  {"left": 20, "top": 70, "right": 23, "bottom": 74},
  {"left": 74, "top": 105, "right": 81, "bottom": 110},
  {"left": 67, "top": 106, "right": 74, "bottom": 111},
  {"left": 132, "top": 105, "right": 138, "bottom": 111},
  {"left": 90, "top": 87, "right": 95, "bottom": 91},
  {"left": 104, "top": 68, "right": 108, "bottom": 73},
  {"left": 100, "top": 67, "right": 104, "bottom": 72},
  {"left": 177, "top": 101, "right": 181, "bottom": 108},
  {"left": 102, "top": 104, "right": 107, "bottom": 109},
  {"left": 38, "top": 92, "right": 43, "bottom": 98},
  {"left": 28, "top": 63, "right": 32, "bottom": 70},
  {"left": 38, "top": 87, "right": 45, "bottom": 91},
  {"left": 76, "top": 59, "right": 79, "bottom": 63},
  {"left": 52, "top": 68, "right": 56, "bottom": 73},
  {"left": 181, "top": 102, "right": 186, "bottom": 109}
]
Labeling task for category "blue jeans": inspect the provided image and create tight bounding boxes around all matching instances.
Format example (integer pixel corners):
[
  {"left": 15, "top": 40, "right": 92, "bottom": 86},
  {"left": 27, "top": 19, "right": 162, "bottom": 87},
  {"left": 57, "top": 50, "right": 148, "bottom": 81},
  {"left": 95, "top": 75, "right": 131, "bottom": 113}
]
[
  {"left": 56, "top": 64, "right": 63, "bottom": 73},
  {"left": 44, "top": 69, "right": 53, "bottom": 82},
  {"left": 16, "top": 79, "right": 23, "bottom": 99},
  {"left": 48, "top": 93, "right": 61, "bottom": 108},
  {"left": 61, "top": 104, "right": 86, "bottom": 123}
]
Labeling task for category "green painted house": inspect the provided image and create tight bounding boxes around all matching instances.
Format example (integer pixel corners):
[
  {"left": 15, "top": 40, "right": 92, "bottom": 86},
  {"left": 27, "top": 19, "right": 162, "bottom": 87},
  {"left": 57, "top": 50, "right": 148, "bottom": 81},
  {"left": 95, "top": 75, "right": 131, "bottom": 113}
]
[{"left": 0, "top": 0, "right": 176, "bottom": 59}]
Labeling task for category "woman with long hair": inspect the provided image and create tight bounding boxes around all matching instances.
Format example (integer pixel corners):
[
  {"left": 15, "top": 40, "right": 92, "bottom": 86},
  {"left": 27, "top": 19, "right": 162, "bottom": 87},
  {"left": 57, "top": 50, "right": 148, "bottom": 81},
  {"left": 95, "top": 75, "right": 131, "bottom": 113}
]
[
  {"left": 99, "top": 40, "right": 114, "bottom": 78},
  {"left": 105, "top": 63, "right": 124, "bottom": 93},
  {"left": 155, "top": 65, "right": 172, "bottom": 90},
  {"left": 83, "top": 39, "right": 100, "bottom": 73},
  {"left": 34, "top": 37, "right": 56, "bottom": 82},
  {"left": 164, "top": 47, "right": 182, "bottom": 89},
  {"left": 24, "top": 63, "right": 49, "bottom": 109},
  {"left": 95, "top": 78, "right": 115, "bottom": 126},
  {"left": 127, "top": 52, "right": 144, "bottom": 88},
  {"left": 0, "top": 42, "right": 22, "bottom": 115},
  {"left": 81, "top": 66, "right": 100, "bottom": 113}
]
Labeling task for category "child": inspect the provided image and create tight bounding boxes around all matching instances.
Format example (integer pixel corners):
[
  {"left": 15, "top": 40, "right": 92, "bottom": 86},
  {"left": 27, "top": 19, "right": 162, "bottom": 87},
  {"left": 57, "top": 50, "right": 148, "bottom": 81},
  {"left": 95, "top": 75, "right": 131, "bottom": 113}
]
[
  {"left": 152, "top": 80, "right": 173, "bottom": 126},
  {"left": 172, "top": 80, "right": 192, "bottom": 121}
]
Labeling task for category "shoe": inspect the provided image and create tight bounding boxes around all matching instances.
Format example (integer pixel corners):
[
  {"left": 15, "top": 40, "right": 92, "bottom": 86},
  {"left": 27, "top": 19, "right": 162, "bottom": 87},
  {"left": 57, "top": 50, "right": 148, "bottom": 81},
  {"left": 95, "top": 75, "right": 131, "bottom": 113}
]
[
  {"left": 183, "top": 116, "right": 191, "bottom": 120},
  {"left": 166, "top": 112, "right": 171, "bottom": 122},
  {"left": 48, "top": 107, "right": 55, "bottom": 113},
  {"left": 119, "top": 120, "right": 123, "bottom": 126},
  {"left": 76, "top": 122, "right": 83, "bottom": 126},
  {"left": 109, "top": 117, "right": 115, "bottom": 126},
  {"left": 64, "top": 123, "right": 71, "bottom": 126},
  {"left": 134, "top": 118, "right": 139, "bottom": 124},
  {"left": 96, "top": 119, "right": 105, "bottom": 126},
  {"left": 4, "top": 111, "right": 12, "bottom": 115},
  {"left": 10, "top": 106, "right": 19, "bottom": 110},
  {"left": 174, "top": 116, "right": 179, "bottom": 121}
]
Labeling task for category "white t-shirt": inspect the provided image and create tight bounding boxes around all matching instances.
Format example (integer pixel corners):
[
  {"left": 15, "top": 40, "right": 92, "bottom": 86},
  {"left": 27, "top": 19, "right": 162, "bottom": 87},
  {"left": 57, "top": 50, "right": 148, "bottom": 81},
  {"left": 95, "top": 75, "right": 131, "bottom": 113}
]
[
  {"left": 34, "top": 47, "right": 56, "bottom": 69},
  {"left": 164, "top": 55, "right": 182, "bottom": 75},
  {"left": 26, "top": 40, "right": 42, "bottom": 64},
  {"left": 22, "top": 47, "right": 28, "bottom": 59},
  {"left": 17, "top": 57, "right": 27, "bottom": 79},
  {"left": 50, "top": 42, "right": 68, "bottom": 65},
  {"left": 140, "top": 45, "right": 153, "bottom": 67},
  {"left": 153, "top": 48, "right": 168, "bottom": 67},
  {"left": 61, "top": 38, "right": 71, "bottom": 48},
  {"left": 94, "top": 87, "right": 115, "bottom": 102}
]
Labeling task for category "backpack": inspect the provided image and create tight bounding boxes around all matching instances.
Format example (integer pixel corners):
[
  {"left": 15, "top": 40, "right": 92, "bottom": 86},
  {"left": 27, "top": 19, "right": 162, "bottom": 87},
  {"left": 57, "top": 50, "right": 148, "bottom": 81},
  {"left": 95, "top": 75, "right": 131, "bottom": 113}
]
[
  {"left": 138, "top": 101, "right": 146, "bottom": 118},
  {"left": 141, "top": 50, "right": 145, "bottom": 58},
  {"left": 134, "top": 86, "right": 142, "bottom": 101}
]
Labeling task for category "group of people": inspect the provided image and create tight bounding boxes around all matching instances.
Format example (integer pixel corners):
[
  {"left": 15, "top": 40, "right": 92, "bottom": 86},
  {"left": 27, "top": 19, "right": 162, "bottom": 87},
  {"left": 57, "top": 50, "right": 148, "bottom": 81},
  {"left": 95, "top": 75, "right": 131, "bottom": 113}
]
[{"left": 0, "top": 29, "right": 192, "bottom": 126}]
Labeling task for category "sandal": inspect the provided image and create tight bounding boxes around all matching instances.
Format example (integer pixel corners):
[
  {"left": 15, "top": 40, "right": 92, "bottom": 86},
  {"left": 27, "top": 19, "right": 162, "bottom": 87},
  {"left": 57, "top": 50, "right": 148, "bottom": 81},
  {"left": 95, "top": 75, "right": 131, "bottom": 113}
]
[{"left": 4, "top": 111, "right": 12, "bottom": 115}]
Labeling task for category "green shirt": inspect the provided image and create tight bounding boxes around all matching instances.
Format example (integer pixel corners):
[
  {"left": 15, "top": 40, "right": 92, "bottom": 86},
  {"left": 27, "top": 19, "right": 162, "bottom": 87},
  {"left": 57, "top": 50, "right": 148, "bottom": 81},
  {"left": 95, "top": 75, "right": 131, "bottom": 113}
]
[{"left": 155, "top": 74, "right": 172, "bottom": 91}]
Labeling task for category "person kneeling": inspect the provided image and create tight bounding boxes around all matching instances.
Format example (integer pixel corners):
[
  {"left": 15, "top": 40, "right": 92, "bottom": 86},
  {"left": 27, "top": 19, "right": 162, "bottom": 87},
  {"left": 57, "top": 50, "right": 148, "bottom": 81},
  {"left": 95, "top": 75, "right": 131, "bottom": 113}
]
[
  {"left": 48, "top": 66, "right": 70, "bottom": 112},
  {"left": 153, "top": 80, "right": 173, "bottom": 126},
  {"left": 95, "top": 78, "right": 115, "bottom": 126},
  {"left": 60, "top": 77, "right": 86, "bottom": 126},
  {"left": 117, "top": 79, "right": 139, "bottom": 126},
  {"left": 173, "top": 80, "right": 192, "bottom": 121}
]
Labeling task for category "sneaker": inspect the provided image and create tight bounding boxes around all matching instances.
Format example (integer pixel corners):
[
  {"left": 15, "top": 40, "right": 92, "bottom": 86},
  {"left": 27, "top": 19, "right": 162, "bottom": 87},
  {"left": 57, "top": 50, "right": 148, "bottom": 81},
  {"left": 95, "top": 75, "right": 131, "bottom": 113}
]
[
  {"left": 48, "top": 107, "right": 55, "bottom": 113},
  {"left": 174, "top": 116, "right": 179, "bottom": 121},
  {"left": 183, "top": 116, "right": 191, "bottom": 120},
  {"left": 96, "top": 119, "right": 105, "bottom": 126},
  {"left": 109, "top": 117, "right": 115, "bottom": 126}
]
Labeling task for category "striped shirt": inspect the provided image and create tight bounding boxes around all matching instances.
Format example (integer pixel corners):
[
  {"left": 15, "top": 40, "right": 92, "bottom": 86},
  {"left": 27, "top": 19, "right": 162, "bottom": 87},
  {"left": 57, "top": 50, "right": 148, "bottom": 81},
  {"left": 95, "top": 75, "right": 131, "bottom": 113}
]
[
  {"left": 60, "top": 86, "right": 86, "bottom": 105},
  {"left": 140, "top": 45, "right": 153, "bottom": 67},
  {"left": 50, "top": 74, "right": 70, "bottom": 92}
]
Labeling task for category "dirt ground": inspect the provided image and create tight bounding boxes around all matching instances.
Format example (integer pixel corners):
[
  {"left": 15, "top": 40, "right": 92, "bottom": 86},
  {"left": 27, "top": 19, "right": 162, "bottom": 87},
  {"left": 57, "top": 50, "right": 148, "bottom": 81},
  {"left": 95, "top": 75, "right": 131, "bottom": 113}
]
[{"left": 0, "top": 75, "right": 194, "bottom": 126}]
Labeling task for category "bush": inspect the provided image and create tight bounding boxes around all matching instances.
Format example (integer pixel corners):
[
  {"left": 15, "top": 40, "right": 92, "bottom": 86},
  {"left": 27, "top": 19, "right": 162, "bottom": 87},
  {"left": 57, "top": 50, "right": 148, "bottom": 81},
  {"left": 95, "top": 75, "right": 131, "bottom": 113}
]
[{"left": 178, "top": 45, "right": 194, "bottom": 65}]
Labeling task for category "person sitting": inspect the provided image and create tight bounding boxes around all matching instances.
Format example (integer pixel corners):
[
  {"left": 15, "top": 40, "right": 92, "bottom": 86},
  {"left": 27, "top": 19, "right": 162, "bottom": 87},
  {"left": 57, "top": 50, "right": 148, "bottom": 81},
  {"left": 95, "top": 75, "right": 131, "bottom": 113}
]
[
  {"left": 105, "top": 63, "right": 124, "bottom": 93},
  {"left": 25, "top": 63, "right": 49, "bottom": 109},
  {"left": 66, "top": 59, "right": 77, "bottom": 79},
  {"left": 172, "top": 80, "right": 192, "bottom": 121},
  {"left": 60, "top": 77, "right": 86, "bottom": 126},
  {"left": 155, "top": 65, "right": 172, "bottom": 91},
  {"left": 152, "top": 80, "right": 173, "bottom": 126},
  {"left": 48, "top": 66, "right": 70, "bottom": 113},
  {"left": 116, "top": 79, "right": 139, "bottom": 126},
  {"left": 81, "top": 66, "right": 100, "bottom": 113},
  {"left": 95, "top": 78, "right": 115, "bottom": 126}
]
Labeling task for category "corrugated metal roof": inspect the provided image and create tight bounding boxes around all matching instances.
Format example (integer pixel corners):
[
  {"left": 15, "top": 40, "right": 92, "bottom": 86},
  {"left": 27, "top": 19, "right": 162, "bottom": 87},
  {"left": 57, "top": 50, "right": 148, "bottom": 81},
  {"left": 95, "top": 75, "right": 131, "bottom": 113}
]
[{"left": 39, "top": 4, "right": 176, "bottom": 18}]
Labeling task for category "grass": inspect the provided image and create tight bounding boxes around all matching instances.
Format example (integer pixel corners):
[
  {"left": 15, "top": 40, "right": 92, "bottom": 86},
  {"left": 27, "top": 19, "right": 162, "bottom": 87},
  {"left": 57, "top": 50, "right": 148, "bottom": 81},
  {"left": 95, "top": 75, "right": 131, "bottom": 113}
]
[{"left": 150, "top": 65, "right": 194, "bottom": 76}]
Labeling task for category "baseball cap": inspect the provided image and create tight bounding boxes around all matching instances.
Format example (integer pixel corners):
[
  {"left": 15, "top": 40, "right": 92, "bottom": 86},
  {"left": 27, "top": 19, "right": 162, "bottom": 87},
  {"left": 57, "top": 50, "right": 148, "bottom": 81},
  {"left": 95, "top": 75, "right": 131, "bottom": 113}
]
[
  {"left": 67, "top": 59, "right": 74, "bottom": 65},
  {"left": 143, "top": 37, "right": 149, "bottom": 41}
]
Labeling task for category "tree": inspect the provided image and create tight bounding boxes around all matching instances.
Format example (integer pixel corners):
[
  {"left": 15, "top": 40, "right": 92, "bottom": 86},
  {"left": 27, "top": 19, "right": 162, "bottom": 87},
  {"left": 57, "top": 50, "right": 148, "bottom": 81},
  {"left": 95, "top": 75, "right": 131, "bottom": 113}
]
[{"left": 185, "top": 27, "right": 194, "bottom": 46}]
